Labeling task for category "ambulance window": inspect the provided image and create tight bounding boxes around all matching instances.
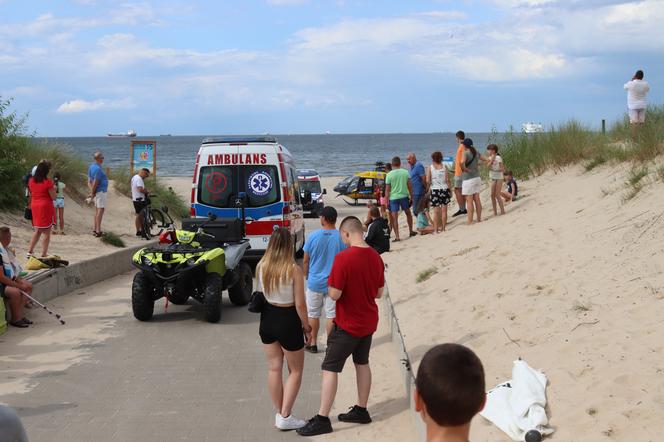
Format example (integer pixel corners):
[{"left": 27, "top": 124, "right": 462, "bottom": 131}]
[
  {"left": 198, "top": 166, "right": 235, "bottom": 207},
  {"left": 245, "top": 165, "right": 280, "bottom": 207}
]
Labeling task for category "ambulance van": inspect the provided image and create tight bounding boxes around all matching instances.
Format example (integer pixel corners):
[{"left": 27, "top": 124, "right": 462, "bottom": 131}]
[{"left": 190, "top": 136, "right": 305, "bottom": 259}]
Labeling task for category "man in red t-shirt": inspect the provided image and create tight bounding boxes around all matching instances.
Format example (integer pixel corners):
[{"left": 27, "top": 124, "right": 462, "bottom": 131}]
[{"left": 297, "top": 216, "right": 385, "bottom": 437}]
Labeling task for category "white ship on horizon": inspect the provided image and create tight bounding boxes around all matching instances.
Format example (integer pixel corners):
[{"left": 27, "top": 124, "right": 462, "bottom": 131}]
[
  {"left": 107, "top": 129, "right": 137, "bottom": 138},
  {"left": 522, "top": 122, "right": 544, "bottom": 134}
]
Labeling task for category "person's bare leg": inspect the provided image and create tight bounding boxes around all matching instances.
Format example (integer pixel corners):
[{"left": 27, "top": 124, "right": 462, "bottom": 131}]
[
  {"left": 454, "top": 186, "right": 464, "bottom": 211},
  {"left": 309, "top": 317, "right": 320, "bottom": 347},
  {"left": 497, "top": 184, "right": 505, "bottom": 215},
  {"left": 490, "top": 182, "right": 498, "bottom": 216},
  {"left": 355, "top": 363, "right": 372, "bottom": 408},
  {"left": 135, "top": 213, "right": 142, "bottom": 233},
  {"left": 432, "top": 206, "right": 440, "bottom": 233},
  {"left": 58, "top": 207, "right": 65, "bottom": 231},
  {"left": 631, "top": 123, "right": 637, "bottom": 140},
  {"left": 391, "top": 212, "right": 400, "bottom": 240},
  {"left": 27, "top": 230, "right": 41, "bottom": 255},
  {"left": 6, "top": 288, "right": 24, "bottom": 321},
  {"left": 263, "top": 343, "right": 285, "bottom": 413},
  {"left": 281, "top": 348, "right": 305, "bottom": 417},
  {"left": 41, "top": 229, "right": 51, "bottom": 257},
  {"left": 318, "top": 370, "right": 339, "bottom": 417},
  {"left": 441, "top": 204, "right": 448, "bottom": 231},
  {"left": 97, "top": 208, "right": 105, "bottom": 233},
  {"left": 405, "top": 210, "right": 414, "bottom": 234},
  {"left": 466, "top": 195, "right": 474, "bottom": 225},
  {"left": 474, "top": 193, "right": 482, "bottom": 222}
]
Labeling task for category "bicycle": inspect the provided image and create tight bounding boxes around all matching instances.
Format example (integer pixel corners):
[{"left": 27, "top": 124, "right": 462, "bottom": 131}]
[{"left": 139, "top": 195, "right": 175, "bottom": 240}]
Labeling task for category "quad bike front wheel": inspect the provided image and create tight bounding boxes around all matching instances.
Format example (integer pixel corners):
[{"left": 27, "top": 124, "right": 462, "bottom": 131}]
[
  {"left": 228, "top": 261, "right": 253, "bottom": 306},
  {"left": 203, "top": 273, "right": 222, "bottom": 323},
  {"left": 132, "top": 272, "right": 155, "bottom": 321}
]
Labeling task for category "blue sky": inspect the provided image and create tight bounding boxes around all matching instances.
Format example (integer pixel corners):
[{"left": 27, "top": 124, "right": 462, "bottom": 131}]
[{"left": 1, "top": 0, "right": 662, "bottom": 135}]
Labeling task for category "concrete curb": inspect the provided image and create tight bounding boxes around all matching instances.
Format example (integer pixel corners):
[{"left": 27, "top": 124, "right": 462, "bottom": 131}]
[
  {"left": 29, "top": 242, "right": 154, "bottom": 303},
  {"left": 383, "top": 289, "right": 426, "bottom": 440}
]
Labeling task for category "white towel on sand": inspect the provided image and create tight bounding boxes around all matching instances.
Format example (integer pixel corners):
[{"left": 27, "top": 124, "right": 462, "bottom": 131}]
[{"left": 480, "top": 359, "right": 554, "bottom": 441}]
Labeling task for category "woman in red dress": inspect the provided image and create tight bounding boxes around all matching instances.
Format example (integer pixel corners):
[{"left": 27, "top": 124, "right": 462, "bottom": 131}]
[{"left": 27, "top": 162, "right": 56, "bottom": 257}]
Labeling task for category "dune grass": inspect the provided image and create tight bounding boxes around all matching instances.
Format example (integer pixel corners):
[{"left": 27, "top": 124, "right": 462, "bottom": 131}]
[
  {"left": 500, "top": 104, "right": 664, "bottom": 181},
  {"left": 0, "top": 97, "right": 89, "bottom": 210},
  {"left": 416, "top": 267, "right": 438, "bottom": 283}
]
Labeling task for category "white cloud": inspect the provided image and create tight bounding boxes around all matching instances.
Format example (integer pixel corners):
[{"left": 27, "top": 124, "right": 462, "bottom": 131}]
[{"left": 56, "top": 98, "right": 136, "bottom": 113}]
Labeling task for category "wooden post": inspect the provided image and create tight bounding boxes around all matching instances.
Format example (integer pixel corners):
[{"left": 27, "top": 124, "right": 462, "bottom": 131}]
[{"left": 602, "top": 119, "right": 606, "bottom": 135}]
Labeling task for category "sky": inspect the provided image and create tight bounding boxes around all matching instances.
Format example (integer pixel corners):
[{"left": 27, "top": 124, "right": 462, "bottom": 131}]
[{"left": 1, "top": 0, "right": 663, "bottom": 136}]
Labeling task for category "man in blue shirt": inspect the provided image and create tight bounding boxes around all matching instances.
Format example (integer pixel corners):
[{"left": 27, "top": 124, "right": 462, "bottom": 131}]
[
  {"left": 408, "top": 152, "right": 426, "bottom": 215},
  {"left": 303, "top": 206, "right": 346, "bottom": 353},
  {"left": 87, "top": 151, "right": 109, "bottom": 237}
]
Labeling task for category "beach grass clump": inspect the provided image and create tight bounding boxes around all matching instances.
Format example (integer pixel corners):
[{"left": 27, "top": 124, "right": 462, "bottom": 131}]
[
  {"left": 610, "top": 104, "right": 664, "bottom": 162},
  {"left": 416, "top": 267, "right": 438, "bottom": 283},
  {"left": 110, "top": 168, "right": 190, "bottom": 219},
  {"left": 623, "top": 166, "right": 648, "bottom": 201},
  {"left": 573, "top": 301, "right": 592, "bottom": 312},
  {"left": 657, "top": 165, "right": 664, "bottom": 183},
  {"left": 0, "top": 97, "right": 89, "bottom": 211},
  {"left": 100, "top": 232, "right": 125, "bottom": 248}
]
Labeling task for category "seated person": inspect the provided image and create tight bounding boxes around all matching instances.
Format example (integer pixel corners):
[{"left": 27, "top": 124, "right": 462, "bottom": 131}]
[
  {"left": 415, "top": 198, "right": 435, "bottom": 235},
  {"left": 415, "top": 343, "right": 486, "bottom": 442},
  {"left": 501, "top": 171, "right": 518, "bottom": 202},
  {"left": 0, "top": 227, "right": 33, "bottom": 328},
  {"left": 364, "top": 206, "right": 390, "bottom": 254}
]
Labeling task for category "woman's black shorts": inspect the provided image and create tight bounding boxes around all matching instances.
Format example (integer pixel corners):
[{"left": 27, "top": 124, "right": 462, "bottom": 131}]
[
  {"left": 430, "top": 188, "right": 451, "bottom": 207},
  {"left": 259, "top": 303, "right": 304, "bottom": 351}
]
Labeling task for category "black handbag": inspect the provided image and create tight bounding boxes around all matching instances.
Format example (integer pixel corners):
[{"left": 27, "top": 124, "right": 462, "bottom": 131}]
[
  {"left": 248, "top": 291, "right": 266, "bottom": 313},
  {"left": 24, "top": 207, "right": 32, "bottom": 220}
]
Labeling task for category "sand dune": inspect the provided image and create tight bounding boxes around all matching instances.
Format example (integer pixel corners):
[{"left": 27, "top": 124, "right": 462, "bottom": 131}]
[{"left": 383, "top": 164, "right": 664, "bottom": 441}]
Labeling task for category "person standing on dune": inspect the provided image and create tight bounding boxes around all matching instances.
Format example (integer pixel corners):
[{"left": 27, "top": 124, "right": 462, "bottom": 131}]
[
  {"left": 452, "top": 131, "right": 467, "bottom": 217},
  {"left": 624, "top": 70, "right": 650, "bottom": 139}
]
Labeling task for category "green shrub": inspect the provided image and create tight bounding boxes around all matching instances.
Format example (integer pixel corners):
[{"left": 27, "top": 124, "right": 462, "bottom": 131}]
[{"left": 100, "top": 232, "right": 125, "bottom": 248}]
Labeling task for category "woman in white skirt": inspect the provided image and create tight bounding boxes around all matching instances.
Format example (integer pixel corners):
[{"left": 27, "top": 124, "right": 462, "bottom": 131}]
[
  {"left": 460, "top": 138, "right": 483, "bottom": 225},
  {"left": 425, "top": 151, "right": 452, "bottom": 233}
]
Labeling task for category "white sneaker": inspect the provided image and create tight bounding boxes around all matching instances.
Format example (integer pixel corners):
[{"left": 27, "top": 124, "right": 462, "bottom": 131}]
[{"left": 275, "top": 413, "right": 306, "bottom": 430}]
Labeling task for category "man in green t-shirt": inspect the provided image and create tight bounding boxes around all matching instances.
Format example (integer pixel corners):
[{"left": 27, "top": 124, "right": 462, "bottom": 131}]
[{"left": 384, "top": 156, "right": 416, "bottom": 241}]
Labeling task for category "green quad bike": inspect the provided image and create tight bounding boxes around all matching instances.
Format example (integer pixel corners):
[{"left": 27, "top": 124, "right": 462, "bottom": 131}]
[{"left": 131, "top": 198, "right": 253, "bottom": 323}]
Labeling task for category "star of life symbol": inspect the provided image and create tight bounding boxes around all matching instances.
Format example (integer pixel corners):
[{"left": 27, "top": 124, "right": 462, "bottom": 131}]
[{"left": 248, "top": 171, "right": 272, "bottom": 196}]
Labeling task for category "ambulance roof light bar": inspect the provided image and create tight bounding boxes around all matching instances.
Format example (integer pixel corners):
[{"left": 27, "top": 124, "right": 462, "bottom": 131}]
[{"left": 202, "top": 136, "right": 278, "bottom": 144}]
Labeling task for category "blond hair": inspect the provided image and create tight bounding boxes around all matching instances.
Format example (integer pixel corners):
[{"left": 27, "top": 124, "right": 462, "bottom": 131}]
[{"left": 256, "top": 228, "right": 295, "bottom": 295}]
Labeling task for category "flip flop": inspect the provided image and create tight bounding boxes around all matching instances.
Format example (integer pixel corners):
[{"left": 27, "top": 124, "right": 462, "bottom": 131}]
[
  {"left": 20, "top": 318, "right": 33, "bottom": 325},
  {"left": 9, "top": 319, "right": 29, "bottom": 328},
  {"left": 409, "top": 231, "right": 418, "bottom": 237}
]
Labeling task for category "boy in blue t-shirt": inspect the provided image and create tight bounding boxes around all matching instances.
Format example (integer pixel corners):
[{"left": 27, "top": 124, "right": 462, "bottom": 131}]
[{"left": 302, "top": 206, "right": 346, "bottom": 353}]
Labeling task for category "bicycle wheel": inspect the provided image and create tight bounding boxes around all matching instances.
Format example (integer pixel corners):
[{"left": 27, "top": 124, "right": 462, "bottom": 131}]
[{"left": 145, "top": 208, "right": 166, "bottom": 239}]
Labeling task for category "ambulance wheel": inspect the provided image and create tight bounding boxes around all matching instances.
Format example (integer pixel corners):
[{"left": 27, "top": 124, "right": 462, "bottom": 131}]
[{"left": 228, "top": 262, "right": 253, "bottom": 306}]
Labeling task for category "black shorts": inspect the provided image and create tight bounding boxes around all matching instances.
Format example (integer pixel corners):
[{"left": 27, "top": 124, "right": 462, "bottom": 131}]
[
  {"left": 321, "top": 323, "right": 373, "bottom": 373},
  {"left": 259, "top": 304, "right": 305, "bottom": 351},
  {"left": 133, "top": 200, "right": 148, "bottom": 214},
  {"left": 430, "top": 188, "right": 451, "bottom": 207}
]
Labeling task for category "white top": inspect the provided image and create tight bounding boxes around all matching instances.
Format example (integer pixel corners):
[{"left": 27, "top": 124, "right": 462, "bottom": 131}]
[
  {"left": 257, "top": 270, "right": 294, "bottom": 305},
  {"left": 624, "top": 79, "right": 650, "bottom": 110},
  {"left": 131, "top": 174, "right": 145, "bottom": 201},
  {"left": 489, "top": 155, "right": 503, "bottom": 180},
  {"left": 429, "top": 165, "right": 448, "bottom": 190}
]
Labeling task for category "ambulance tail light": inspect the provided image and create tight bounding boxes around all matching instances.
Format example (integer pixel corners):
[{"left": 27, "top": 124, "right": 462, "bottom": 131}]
[
  {"left": 282, "top": 204, "right": 291, "bottom": 228},
  {"left": 190, "top": 207, "right": 196, "bottom": 216}
]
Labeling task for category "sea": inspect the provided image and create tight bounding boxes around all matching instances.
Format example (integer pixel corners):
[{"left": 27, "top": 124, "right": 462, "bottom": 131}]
[{"left": 35, "top": 133, "right": 499, "bottom": 177}]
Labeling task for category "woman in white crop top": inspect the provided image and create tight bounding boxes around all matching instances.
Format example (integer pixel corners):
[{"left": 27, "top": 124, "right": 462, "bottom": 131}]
[
  {"left": 425, "top": 151, "right": 452, "bottom": 234},
  {"left": 256, "top": 228, "right": 312, "bottom": 431}
]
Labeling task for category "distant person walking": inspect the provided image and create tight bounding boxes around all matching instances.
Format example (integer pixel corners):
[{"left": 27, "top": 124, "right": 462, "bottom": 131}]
[
  {"left": 484, "top": 144, "right": 505, "bottom": 216},
  {"left": 297, "top": 217, "right": 385, "bottom": 436},
  {"left": 425, "top": 151, "right": 451, "bottom": 233},
  {"left": 52, "top": 172, "right": 66, "bottom": 235},
  {"left": 407, "top": 153, "right": 426, "bottom": 215},
  {"left": 452, "top": 131, "right": 467, "bottom": 217},
  {"left": 460, "top": 139, "right": 482, "bottom": 225},
  {"left": 385, "top": 156, "right": 415, "bottom": 241},
  {"left": 27, "top": 162, "right": 56, "bottom": 257},
  {"left": 88, "top": 151, "right": 109, "bottom": 237},
  {"left": 256, "top": 228, "right": 312, "bottom": 431},
  {"left": 303, "top": 206, "right": 346, "bottom": 354},
  {"left": 131, "top": 168, "right": 151, "bottom": 237},
  {"left": 624, "top": 70, "right": 650, "bottom": 139}
]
